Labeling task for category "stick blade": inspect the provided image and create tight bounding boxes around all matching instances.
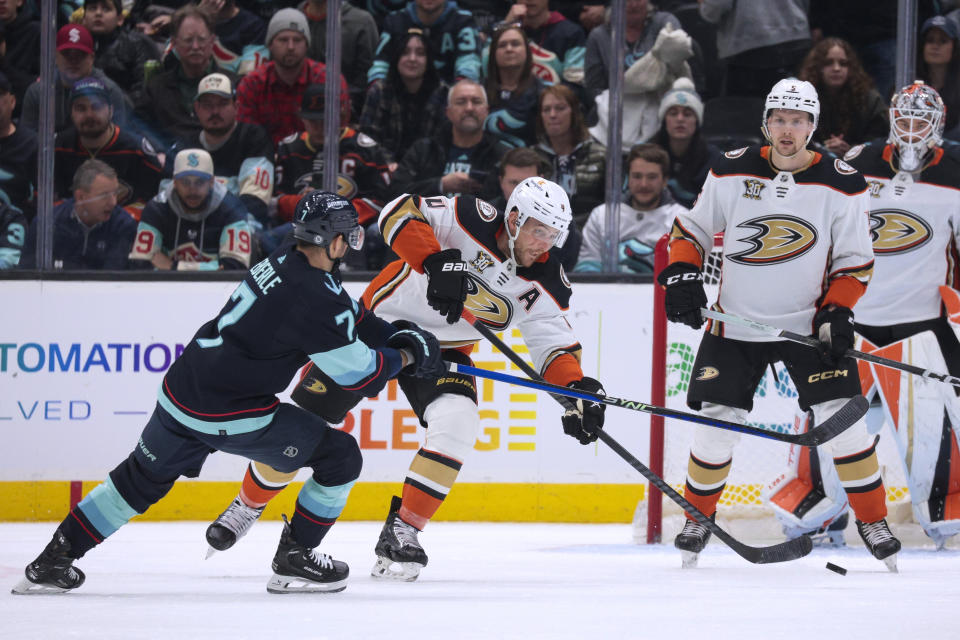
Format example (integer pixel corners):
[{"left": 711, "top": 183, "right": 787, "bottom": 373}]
[
  {"left": 797, "top": 395, "right": 869, "bottom": 446},
  {"left": 744, "top": 535, "right": 813, "bottom": 564}
]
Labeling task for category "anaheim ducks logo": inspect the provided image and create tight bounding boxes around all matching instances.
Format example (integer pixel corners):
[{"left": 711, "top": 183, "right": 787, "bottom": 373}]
[
  {"left": 301, "top": 377, "right": 328, "bottom": 394},
  {"left": 464, "top": 274, "right": 513, "bottom": 329},
  {"left": 869, "top": 209, "right": 932, "bottom": 254},
  {"left": 696, "top": 366, "right": 719, "bottom": 381},
  {"left": 726, "top": 215, "right": 818, "bottom": 265}
]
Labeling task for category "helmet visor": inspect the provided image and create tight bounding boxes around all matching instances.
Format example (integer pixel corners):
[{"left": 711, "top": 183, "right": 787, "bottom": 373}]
[{"left": 343, "top": 225, "right": 364, "bottom": 250}]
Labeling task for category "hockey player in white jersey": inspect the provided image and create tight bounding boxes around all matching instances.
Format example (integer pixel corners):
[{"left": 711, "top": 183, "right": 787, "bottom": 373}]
[
  {"left": 204, "top": 178, "right": 607, "bottom": 581},
  {"left": 658, "top": 78, "right": 901, "bottom": 568},
  {"left": 768, "top": 82, "right": 960, "bottom": 548}
]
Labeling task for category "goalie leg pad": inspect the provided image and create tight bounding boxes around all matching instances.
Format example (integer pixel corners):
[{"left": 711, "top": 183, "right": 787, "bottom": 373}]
[
  {"left": 869, "top": 330, "right": 960, "bottom": 546},
  {"left": 766, "top": 409, "right": 850, "bottom": 541}
]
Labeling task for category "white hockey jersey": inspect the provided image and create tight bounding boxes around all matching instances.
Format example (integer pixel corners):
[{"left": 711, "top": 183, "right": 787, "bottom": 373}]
[
  {"left": 364, "top": 194, "right": 583, "bottom": 377},
  {"left": 843, "top": 141, "right": 960, "bottom": 326},
  {"left": 669, "top": 146, "right": 874, "bottom": 342}
]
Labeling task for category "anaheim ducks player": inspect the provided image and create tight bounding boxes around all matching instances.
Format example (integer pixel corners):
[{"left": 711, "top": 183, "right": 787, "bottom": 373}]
[
  {"left": 203, "top": 177, "right": 607, "bottom": 581},
  {"left": 769, "top": 82, "right": 960, "bottom": 549},
  {"left": 658, "top": 77, "right": 901, "bottom": 569}
]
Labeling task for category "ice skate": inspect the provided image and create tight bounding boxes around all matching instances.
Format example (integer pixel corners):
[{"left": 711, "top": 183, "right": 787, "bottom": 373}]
[
  {"left": 11, "top": 531, "right": 85, "bottom": 595},
  {"left": 205, "top": 496, "right": 264, "bottom": 558},
  {"left": 856, "top": 518, "right": 901, "bottom": 572},
  {"left": 266, "top": 516, "right": 349, "bottom": 594},
  {"left": 371, "top": 496, "right": 427, "bottom": 581},
  {"left": 675, "top": 516, "right": 713, "bottom": 568}
]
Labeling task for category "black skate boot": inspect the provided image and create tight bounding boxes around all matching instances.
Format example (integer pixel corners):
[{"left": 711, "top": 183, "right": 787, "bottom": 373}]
[
  {"left": 266, "top": 515, "right": 349, "bottom": 594},
  {"left": 371, "top": 496, "right": 428, "bottom": 581},
  {"left": 11, "top": 530, "right": 85, "bottom": 595},
  {"left": 674, "top": 515, "right": 714, "bottom": 569},
  {"left": 856, "top": 518, "right": 901, "bottom": 572},
  {"left": 205, "top": 496, "right": 265, "bottom": 558}
]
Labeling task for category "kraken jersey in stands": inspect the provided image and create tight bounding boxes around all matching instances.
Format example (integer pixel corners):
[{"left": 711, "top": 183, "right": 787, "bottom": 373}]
[
  {"left": 160, "top": 247, "right": 403, "bottom": 434},
  {"left": 843, "top": 140, "right": 960, "bottom": 326},
  {"left": 0, "top": 203, "right": 26, "bottom": 268},
  {"left": 368, "top": 194, "right": 582, "bottom": 380},
  {"left": 130, "top": 181, "right": 252, "bottom": 270},
  {"left": 669, "top": 145, "right": 874, "bottom": 341},
  {"left": 275, "top": 127, "right": 392, "bottom": 225},
  {"left": 54, "top": 126, "right": 163, "bottom": 205},
  {"left": 166, "top": 122, "right": 274, "bottom": 225}
]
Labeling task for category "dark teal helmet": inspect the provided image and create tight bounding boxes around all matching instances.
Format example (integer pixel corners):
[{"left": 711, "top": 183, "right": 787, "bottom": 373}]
[{"left": 292, "top": 191, "right": 364, "bottom": 249}]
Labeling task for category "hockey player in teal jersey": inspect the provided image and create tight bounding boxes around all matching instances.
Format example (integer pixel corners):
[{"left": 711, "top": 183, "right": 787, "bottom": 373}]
[{"left": 11, "top": 191, "right": 445, "bottom": 596}]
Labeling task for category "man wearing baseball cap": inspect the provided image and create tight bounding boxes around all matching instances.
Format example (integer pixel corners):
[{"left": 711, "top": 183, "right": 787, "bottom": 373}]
[
  {"left": 20, "top": 24, "right": 131, "bottom": 134},
  {"left": 165, "top": 73, "right": 274, "bottom": 226},
  {"left": 54, "top": 77, "right": 163, "bottom": 215},
  {"left": 130, "top": 148, "right": 252, "bottom": 271},
  {"left": 235, "top": 8, "right": 349, "bottom": 144}
]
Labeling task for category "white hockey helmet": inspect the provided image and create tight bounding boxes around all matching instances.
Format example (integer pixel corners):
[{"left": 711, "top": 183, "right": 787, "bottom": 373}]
[
  {"left": 888, "top": 80, "right": 945, "bottom": 171},
  {"left": 761, "top": 78, "right": 820, "bottom": 145},
  {"left": 505, "top": 177, "right": 571, "bottom": 248}
]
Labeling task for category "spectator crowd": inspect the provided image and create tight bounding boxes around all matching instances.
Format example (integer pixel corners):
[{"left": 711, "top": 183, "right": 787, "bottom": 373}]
[{"left": 0, "top": 0, "right": 956, "bottom": 272}]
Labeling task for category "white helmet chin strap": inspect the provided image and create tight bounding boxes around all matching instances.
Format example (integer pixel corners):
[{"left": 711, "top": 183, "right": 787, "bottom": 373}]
[
  {"left": 505, "top": 215, "right": 521, "bottom": 274},
  {"left": 897, "top": 145, "right": 926, "bottom": 172}
]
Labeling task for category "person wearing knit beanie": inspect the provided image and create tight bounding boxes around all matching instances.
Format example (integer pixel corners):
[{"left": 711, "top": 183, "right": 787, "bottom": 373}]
[
  {"left": 658, "top": 77, "right": 704, "bottom": 124},
  {"left": 266, "top": 8, "right": 311, "bottom": 47}
]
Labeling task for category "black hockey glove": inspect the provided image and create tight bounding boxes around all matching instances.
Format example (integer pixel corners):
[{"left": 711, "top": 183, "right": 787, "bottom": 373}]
[
  {"left": 387, "top": 322, "right": 446, "bottom": 378},
  {"left": 813, "top": 305, "right": 855, "bottom": 367},
  {"left": 422, "top": 249, "right": 469, "bottom": 324},
  {"left": 657, "top": 262, "right": 706, "bottom": 329},
  {"left": 561, "top": 377, "right": 607, "bottom": 445}
]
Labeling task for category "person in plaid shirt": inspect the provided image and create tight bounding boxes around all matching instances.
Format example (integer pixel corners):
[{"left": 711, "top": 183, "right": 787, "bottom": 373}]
[{"left": 235, "top": 8, "right": 349, "bottom": 145}]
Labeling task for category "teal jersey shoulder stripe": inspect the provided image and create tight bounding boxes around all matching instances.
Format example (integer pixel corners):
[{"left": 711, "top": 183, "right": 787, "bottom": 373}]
[{"left": 308, "top": 339, "right": 378, "bottom": 386}]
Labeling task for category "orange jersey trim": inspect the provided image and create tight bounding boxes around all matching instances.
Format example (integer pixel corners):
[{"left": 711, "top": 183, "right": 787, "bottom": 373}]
[
  {"left": 543, "top": 352, "right": 583, "bottom": 387},
  {"left": 823, "top": 275, "right": 868, "bottom": 310}
]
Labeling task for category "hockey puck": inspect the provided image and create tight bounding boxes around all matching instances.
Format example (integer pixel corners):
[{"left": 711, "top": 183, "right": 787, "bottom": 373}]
[{"left": 825, "top": 562, "right": 847, "bottom": 576}]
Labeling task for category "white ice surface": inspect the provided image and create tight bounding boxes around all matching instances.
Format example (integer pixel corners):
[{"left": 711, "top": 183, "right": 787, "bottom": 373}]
[{"left": 2, "top": 521, "right": 958, "bottom": 640}]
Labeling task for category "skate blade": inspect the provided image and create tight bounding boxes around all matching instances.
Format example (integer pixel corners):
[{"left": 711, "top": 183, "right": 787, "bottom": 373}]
[
  {"left": 265, "top": 573, "right": 347, "bottom": 594},
  {"left": 883, "top": 554, "right": 898, "bottom": 573},
  {"left": 680, "top": 550, "right": 699, "bottom": 569},
  {"left": 205, "top": 546, "right": 218, "bottom": 560},
  {"left": 370, "top": 556, "right": 421, "bottom": 581},
  {"left": 10, "top": 577, "right": 73, "bottom": 595}
]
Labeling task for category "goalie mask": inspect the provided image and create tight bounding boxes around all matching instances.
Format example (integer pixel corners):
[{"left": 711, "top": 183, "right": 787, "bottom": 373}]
[
  {"left": 761, "top": 78, "right": 820, "bottom": 149},
  {"left": 504, "top": 177, "right": 572, "bottom": 273},
  {"left": 889, "top": 81, "right": 946, "bottom": 172},
  {"left": 292, "top": 191, "right": 364, "bottom": 250}
]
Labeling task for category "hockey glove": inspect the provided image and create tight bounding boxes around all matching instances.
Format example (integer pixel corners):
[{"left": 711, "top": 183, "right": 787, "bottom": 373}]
[
  {"left": 422, "top": 249, "right": 469, "bottom": 324},
  {"left": 813, "top": 305, "right": 855, "bottom": 366},
  {"left": 561, "top": 377, "right": 607, "bottom": 445},
  {"left": 657, "top": 262, "right": 706, "bottom": 329},
  {"left": 387, "top": 322, "right": 446, "bottom": 378}
]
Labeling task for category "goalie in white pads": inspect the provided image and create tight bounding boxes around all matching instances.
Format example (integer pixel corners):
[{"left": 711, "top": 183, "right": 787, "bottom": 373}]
[
  {"left": 658, "top": 78, "right": 901, "bottom": 569},
  {"left": 204, "top": 178, "right": 607, "bottom": 581},
  {"left": 768, "top": 82, "right": 960, "bottom": 549}
]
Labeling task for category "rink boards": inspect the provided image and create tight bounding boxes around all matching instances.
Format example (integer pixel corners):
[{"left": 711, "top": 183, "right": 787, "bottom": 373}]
[{"left": 0, "top": 280, "right": 657, "bottom": 522}]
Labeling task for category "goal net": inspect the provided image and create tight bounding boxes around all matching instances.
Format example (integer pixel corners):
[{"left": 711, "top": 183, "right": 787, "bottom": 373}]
[{"left": 640, "top": 235, "right": 917, "bottom": 546}]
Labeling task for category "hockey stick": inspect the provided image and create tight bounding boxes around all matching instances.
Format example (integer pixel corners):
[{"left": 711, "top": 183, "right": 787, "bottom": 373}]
[
  {"left": 702, "top": 308, "right": 960, "bottom": 388},
  {"left": 452, "top": 362, "right": 865, "bottom": 447},
  {"left": 459, "top": 308, "right": 813, "bottom": 564}
]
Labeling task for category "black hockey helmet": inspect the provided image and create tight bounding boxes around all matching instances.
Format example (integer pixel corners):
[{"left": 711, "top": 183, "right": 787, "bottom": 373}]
[{"left": 292, "top": 191, "right": 364, "bottom": 249}]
